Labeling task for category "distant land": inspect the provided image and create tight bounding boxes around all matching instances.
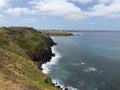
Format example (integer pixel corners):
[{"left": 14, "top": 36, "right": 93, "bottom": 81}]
[
  {"left": 68, "top": 30, "right": 120, "bottom": 32},
  {"left": 40, "top": 30, "right": 73, "bottom": 36}
]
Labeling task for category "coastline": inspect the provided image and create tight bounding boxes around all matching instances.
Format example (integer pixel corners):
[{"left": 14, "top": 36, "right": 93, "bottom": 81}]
[
  {"left": 41, "top": 41, "right": 64, "bottom": 89},
  {"left": 34, "top": 36, "right": 63, "bottom": 89},
  {"left": 42, "top": 45, "right": 61, "bottom": 74},
  {"left": 41, "top": 37, "right": 78, "bottom": 90}
]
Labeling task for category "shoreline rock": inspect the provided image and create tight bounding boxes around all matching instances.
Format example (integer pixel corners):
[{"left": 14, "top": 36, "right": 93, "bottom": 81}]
[
  {"left": 31, "top": 36, "right": 63, "bottom": 89},
  {"left": 31, "top": 36, "right": 57, "bottom": 68}
]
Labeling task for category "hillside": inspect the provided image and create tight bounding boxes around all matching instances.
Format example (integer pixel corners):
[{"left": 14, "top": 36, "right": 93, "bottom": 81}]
[{"left": 0, "top": 27, "right": 58, "bottom": 90}]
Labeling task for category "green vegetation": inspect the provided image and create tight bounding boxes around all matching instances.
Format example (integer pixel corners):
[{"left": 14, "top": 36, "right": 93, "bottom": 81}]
[
  {"left": 0, "top": 27, "right": 58, "bottom": 90},
  {"left": 40, "top": 30, "right": 73, "bottom": 36},
  {"left": 0, "top": 38, "right": 9, "bottom": 46}
]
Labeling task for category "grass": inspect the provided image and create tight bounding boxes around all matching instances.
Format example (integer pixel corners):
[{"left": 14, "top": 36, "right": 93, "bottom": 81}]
[{"left": 0, "top": 38, "right": 9, "bottom": 46}]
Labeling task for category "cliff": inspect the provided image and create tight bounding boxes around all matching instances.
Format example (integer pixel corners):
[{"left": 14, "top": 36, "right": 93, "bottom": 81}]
[{"left": 0, "top": 27, "right": 58, "bottom": 90}]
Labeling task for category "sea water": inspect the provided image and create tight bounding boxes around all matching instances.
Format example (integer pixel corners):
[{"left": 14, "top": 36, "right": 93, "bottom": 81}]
[{"left": 42, "top": 32, "right": 120, "bottom": 90}]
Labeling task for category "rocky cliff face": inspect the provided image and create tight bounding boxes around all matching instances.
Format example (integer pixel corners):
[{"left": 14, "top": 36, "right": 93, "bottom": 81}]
[{"left": 31, "top": 36, "right": 56, "bottom": 68}]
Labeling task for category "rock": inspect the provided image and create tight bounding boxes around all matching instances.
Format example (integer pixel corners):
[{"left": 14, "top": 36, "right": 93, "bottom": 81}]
[
  {"left": 65, "top": 88, "right": 68, "bottom": 90},
  {"left": 31, "top": 37, "right": 55, "bottom": 67},
  {"left": 56, "top": 86, "right": 61, "bottom": 89},
  {"left": 44, "top": 78, "right": 53, "bottom": 85}
]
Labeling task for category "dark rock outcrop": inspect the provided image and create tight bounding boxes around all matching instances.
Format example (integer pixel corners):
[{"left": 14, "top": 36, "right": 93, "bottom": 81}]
[
  {"left": 45, "top": 77, "right": 53, "bottom": 85},
  {"left": 31, "top": 36, "right": 56, "bottom": 68}
]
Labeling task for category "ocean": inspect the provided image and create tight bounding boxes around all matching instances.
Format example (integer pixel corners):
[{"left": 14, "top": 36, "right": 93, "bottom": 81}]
[{"left": 42, "top": 32, "right": 120, "bottom": 90}]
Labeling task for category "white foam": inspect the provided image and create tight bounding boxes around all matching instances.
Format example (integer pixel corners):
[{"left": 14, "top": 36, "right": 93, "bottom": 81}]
[
  {"left": 72, "top": 62, "right": 85, "bottom": 66},
  {"left": 42, "top": 45, "right": 61, "bottom": 74},
  {"left": 42, "top": 39, "right": 79, "bottom": 90},
  {"left": 81, "top": 62, "right": 85, "bottom": 65},
  {"left": 52, "top": 79, "right": 79, "bottom": 90},
  {"left": 52, "top": 79, "right": 64, "bottom": 88},
  {"left": 83, "top": 67, "right": 97, "bottom": 72}
]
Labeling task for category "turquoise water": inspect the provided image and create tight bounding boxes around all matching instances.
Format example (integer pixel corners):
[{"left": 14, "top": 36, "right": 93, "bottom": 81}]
[{"left": 42, "top": 32, "right": 120, "bottom": 90}]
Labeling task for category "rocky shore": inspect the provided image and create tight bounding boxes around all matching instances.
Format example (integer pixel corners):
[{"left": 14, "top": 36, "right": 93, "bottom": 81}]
[{"left": 32, "top": 36, "right": 57, "bottom": 69}]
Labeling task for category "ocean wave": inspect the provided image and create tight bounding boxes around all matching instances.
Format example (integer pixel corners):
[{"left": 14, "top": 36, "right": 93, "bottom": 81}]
[
  {"left": 83, "top": 67, "right": 97, "bottom": 72},
  {"left": 72, "top": 62, "right": 85, "bottom": 66},
  {"left": 42, "top": 43, "right": 79, "bottom": 90},
  {"left": 41, "top": 45, "right": 61, "bottom": 74},
  {"left": 52, "top": 79, "right": 79, "bottom": 90}
]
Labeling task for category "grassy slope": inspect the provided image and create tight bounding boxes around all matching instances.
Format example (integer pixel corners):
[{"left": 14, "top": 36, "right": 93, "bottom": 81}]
[{"left": 0, "top": 27, "right": 58, "bottom": 90}]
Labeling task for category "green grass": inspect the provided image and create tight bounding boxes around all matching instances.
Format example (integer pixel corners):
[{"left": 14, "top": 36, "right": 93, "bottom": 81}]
[
  {"left": 0, "top": 45, "right": 57, "bottom": 90},
  {"left": 0, "top": 38, "right": 9, "bottom": 47}
]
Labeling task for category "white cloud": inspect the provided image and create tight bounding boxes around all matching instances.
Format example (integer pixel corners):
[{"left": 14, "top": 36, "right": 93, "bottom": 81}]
[
  {"left": 1, "top": 0, "right": 120, "bottom": 20},
  {"left": 28, "top": 0, "right": 120, "bottom": 20},
  {"left": 99, "top": 0, "right": 112, "bottom": 3},
  {"left": 0, "top": 0, "right": 11, "bottom": 10},
  {"left": 0, "top": 0, "right": 9, "bottom": 9},
  {"left": 29, "top": 0, "right": 85, "bottom": 20},
  {"left": 87, "top": 0, "right": 120, "bottom": 18},
  {"left": 99, "top": 0, "right": 120, "bottom": 4},
  {"left": 70, "top": 0, "right": 93, "bottom": 4},
  {"left": 5, "top": 7, "right": 35, "bottom": 16}
]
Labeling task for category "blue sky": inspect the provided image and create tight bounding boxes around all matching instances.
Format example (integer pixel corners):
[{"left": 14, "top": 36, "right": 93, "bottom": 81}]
[{"left": 0, "top": 0, "right": 120, "bottom": 30}]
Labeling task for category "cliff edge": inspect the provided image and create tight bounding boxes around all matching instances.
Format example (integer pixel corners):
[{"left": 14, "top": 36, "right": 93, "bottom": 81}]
[{"left": 0, "top": 27, "right": 58, "bottom": 90}]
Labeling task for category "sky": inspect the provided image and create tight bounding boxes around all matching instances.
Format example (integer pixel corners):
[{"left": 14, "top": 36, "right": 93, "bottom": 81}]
[{"left": 0, "top": 0, "right": 120, "bottom": 30}]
